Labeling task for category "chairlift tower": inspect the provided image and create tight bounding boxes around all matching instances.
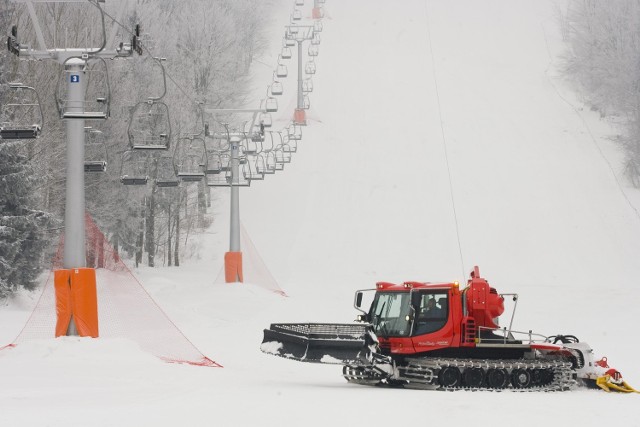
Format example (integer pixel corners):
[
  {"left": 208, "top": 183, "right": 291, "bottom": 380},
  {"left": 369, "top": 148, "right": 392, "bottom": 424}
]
[
  {"left": 9, "top": 0, "right": 140, "bottom": 337},
  {"left": 204, "top": 109, "right": 265, "bottom": 283},
  {"left": 286, "top": 25, "right": 315, "bottom": 126}
]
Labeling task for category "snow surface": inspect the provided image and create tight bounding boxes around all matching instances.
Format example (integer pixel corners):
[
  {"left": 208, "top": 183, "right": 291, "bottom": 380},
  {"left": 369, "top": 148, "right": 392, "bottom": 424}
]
[{"left": 2, "top": 0, "right": 640, "bottom": 426}]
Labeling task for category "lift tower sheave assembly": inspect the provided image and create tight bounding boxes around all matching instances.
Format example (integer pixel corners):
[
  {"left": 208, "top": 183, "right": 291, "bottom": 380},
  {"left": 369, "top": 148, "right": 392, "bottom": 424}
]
[{"left": 9, "top": 0, "right": 141, "bottom": 337}]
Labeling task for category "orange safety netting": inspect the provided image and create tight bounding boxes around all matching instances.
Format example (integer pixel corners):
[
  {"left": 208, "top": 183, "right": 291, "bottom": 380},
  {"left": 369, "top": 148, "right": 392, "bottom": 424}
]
[
  {"left": 214, "top": 223, "right": 288, "bottom": 297},
  {"left": 7, "top": 213, "right": 221, "bottom": 367}
]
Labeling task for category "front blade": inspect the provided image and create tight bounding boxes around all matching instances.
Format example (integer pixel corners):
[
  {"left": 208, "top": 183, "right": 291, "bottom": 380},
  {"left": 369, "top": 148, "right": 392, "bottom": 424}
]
[{"left": 261, "top": 323, "right": 373, "bottom": 365}]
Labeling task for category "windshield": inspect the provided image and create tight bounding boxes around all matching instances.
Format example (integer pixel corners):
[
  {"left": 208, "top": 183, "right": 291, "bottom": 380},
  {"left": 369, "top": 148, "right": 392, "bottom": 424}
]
[{"left": 370, "top": 292, "right": 412, "bottom": 337}]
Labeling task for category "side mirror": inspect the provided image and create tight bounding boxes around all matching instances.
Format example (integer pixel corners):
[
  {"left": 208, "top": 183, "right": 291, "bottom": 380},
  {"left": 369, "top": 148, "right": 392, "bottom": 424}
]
[{"left": 355, "top": 292, "right": 363, "bottom": 308}]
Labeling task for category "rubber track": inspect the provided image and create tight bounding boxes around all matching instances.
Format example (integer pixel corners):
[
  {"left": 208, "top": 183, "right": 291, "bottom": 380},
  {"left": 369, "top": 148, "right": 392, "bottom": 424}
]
[{"left": 344, "top": 358, "right": 577, "bottom": 392}]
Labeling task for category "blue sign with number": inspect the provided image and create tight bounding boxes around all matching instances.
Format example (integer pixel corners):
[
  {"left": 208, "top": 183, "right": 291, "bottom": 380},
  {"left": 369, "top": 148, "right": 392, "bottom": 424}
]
[{"left": 70, "top": 75, "right": 80, "bottom": 83}]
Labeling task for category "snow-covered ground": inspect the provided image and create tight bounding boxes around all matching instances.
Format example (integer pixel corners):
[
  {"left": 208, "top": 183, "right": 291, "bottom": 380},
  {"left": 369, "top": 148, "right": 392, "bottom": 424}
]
[{"left": 1, "top": 1, "right": 639, "bottom": 426}]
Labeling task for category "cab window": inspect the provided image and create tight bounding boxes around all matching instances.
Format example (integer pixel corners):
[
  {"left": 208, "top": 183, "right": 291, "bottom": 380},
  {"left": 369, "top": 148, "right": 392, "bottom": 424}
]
[{"left": 413, "top": 292, "right": 449, "bottom": 336}]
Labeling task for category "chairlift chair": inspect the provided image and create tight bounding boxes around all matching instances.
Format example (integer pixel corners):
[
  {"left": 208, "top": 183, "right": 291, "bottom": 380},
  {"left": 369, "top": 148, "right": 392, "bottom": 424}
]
[
  {"left": 305, "top": 60, "right": 316, "bottom": 75},
  {"left": 128, "top": 100, "right": 171, "bottom": 150},
  {"left": 262, "top": 152, "right": 278, "bottom": 174},
  {"left": 205, "top": 152, "right": 222, "bottom": 175},
  {"left": 275, "top": 148, "right": 292, "bottom": 164},
  {"left": 154, "top": 156, "right": 179, "bottom": 188},
  {"left": 314, "top": 21, "right": 323, "bottom": 32},
  {"left": 259, "top": 112, "right": 273, "bottom": 128},
  {"left": 0, "top": 83, "right": 44, "bottom": 140},
  {"left": 265, "top": 97, "right": 278, "bottom": 113},
  {"left": 276, "top": 64, "right": 288, "bottom": 78},
  {"left": 308, "top": 45, "right": 319, "bottom": 57},
  {"left": 281, "top": 47, "right": 292, "bottom": 59},
  {"left": 243, "top": 156, "right": 265, "bottom": 181},
  {"left": 220, "top": 153, "right": 232, "bottom": 172},
  {"left": 292, "top": 9, "right": 302, "bottom": 21},
  {"left": 312, "top": 33, "right": 321, "bottom": 45},
  {"left": 243, "top": 136, "right": 261, "bottom": 155},
  {"left": 253, "top": 154, "right": 269, "bottom": 177},
  {"left": 56, "top": 58, "right": 110, "bottom": 120},
  {"left": 84, "top": 128, "right": 108, "bottom": 172},
  {"left": 271, "top": 80, "right": 284, "bottom": 96},
  {"left": 295, "top": 0, "right": 304, "bottom": 5},
  {"left": 288, "top": 124, "right": 302, "bottom": 140},
  {"left": 303, "top": 95, "right": 311, "bottom": 110},
  {"left": 174, "top": 136, "right": 207, "bottom": 183},
  {"left": 284, "top": 37, "right": 296, "bottom": 47},
  {"left": 287, "top": 139, "right": 298, "bottom": 153},
  {"left": 303, "top": 78, "right": 313, "bottom": 93},
  {"left": 120, "top": 150, "right": 149, "bottom": 185}
]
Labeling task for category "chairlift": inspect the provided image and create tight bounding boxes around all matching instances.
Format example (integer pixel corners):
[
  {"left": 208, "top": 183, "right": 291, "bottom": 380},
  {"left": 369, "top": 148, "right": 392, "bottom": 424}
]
[
  {"left": 120, "top": 150, "right": 149, "bottom": 185},
  {"left": 284, "top": 37, "right": 296, "bottom": 47},
  {"left": 312, "top": 32, "right": 321, "bottom": 45},
  {"left": 174, "top": 136, "right": 207, "bottom": 182},
  {"left": 308, "top": 45, "right": 319, "bottom": 57},
  {"left": 265, "top": 97, "right": 278, "bottom": 113},
  {"left": 292, "top": 9, "right": 302, "bottom": 21},
  {"left": 252, "top": 154, "right": 269, "bottom": 177},
  {"left": 220, "top": 153, "right": 232, "bottom": 172},
  {"left": 303, "top": 95, "right": 311, "bottom": 110},
  {"left": 273, "top": 149, "right": 289, "bottom": 169},
  {"left": 154, "top": 155, "right": 179, "bottom": 188},
  {"left": 128, "top": 58, "right": 172, "bottom": 150},
  {"left": 276, "top": 64, "right": 288, "bottom": 78},
  {"left": 286, "top": 139, "right": 298, "bottom": 153},
  {"left": 303, "top": 78, "right": 313, "bottom": 93},
  {"left": 263, "top": 152, "right": 278, "bottom": 174},
  {"left": 259, "top": 112, "right": 272, "bottom": 128},
  {"left": 56, "top": 58, "right": 111, "bottom": 120},
  {"left": 128, "top": 100, "right": 171, "bottom": 150},
  {"left": 243, "top": 156, "right": 264, "bottom": 181},
  {"left": 0, "top": 83, "right": 44, "bottom": 140},
  {"left": 281, "top": 47, "right": 292, "bottom": 59},
  {"left": 243, "top": 135, "right": 261, "bottom": 154},
  {"left": 271, "top": 80, "right": 284, "bottom": 96},
  {"left": 287, "top": 124, "right": 302, "bottom": 141},
  {"left": 314, "top": 21, "right": 323, "bottom": 32},
  {"left": 305, "top": 60, "right": 316, "bottom": 75},
  {"left": 205, "top": 152, "right": 222, "bottom": 175},
  {"left": 84, "top": 128, "right": 108, "bottom": 172}
]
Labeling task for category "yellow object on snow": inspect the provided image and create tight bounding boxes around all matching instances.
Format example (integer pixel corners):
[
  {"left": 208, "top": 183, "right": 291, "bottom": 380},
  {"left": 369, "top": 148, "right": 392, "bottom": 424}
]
[{"left": 596, "top": 375, "right": 639, "bottom": 393}]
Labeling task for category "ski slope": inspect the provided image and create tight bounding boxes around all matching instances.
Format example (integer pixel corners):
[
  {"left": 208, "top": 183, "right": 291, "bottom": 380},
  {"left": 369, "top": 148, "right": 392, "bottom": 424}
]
[{"left": 1, "top": 1, "right": 639, "bottom": 426}]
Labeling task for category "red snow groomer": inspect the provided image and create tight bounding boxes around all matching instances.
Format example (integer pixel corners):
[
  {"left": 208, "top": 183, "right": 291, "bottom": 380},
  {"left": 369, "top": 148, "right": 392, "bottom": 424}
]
[{"left": 261, "top": 266, "right": 637, "bottom": 392}]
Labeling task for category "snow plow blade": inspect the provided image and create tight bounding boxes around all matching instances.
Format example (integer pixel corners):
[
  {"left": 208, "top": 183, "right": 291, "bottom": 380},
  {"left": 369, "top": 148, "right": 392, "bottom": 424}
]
[{"left": 260, "top": 323, "right": 373, "bottom": 365}]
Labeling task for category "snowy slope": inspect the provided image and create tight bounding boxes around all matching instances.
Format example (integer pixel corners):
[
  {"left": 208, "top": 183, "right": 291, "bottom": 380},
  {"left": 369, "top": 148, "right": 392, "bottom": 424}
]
[{"left": 1, "top": 1, "right": 640, "bottom": 426}]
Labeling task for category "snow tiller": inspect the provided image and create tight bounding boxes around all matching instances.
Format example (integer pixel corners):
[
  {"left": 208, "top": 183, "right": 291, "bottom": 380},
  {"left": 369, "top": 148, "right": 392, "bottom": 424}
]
[{"left": 261, "top": 266, "right": 637, "bottom": 392}]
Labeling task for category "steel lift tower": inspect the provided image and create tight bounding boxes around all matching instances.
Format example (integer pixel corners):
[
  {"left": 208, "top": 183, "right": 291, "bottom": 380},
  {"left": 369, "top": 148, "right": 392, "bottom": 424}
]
[
  {"left": 285, "top": 25, "right": 315, "bottom": 126},
  {"left": 204, "top": 109, "right": 266, "bottom": 283},
  {"left": 8, "top": 0, "right": 140, "bottom": 336}
]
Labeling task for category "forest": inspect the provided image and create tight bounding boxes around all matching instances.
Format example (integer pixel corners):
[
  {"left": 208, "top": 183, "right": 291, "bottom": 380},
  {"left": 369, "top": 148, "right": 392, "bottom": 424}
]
[{"left": 0, "top": 0, "right": 273, "bottom": 296}]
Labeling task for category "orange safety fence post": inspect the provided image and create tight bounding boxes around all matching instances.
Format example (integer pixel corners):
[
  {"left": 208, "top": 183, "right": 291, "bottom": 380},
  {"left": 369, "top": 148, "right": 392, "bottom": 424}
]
[
  {"left": 224, "top": 251, "right": 244, "bottom": 283},
  {"left": 54, "top": 268, "right": 99, "bottom": 338}
]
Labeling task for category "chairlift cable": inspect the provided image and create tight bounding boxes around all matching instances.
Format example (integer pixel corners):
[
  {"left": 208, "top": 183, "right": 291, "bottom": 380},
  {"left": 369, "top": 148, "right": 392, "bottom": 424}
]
[
  {"left": 424, "top": 0, "right": 466, "bottom": 279},
  {"left": 91, "top": 1, "right": 200, "bottom": 109}
]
